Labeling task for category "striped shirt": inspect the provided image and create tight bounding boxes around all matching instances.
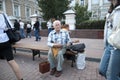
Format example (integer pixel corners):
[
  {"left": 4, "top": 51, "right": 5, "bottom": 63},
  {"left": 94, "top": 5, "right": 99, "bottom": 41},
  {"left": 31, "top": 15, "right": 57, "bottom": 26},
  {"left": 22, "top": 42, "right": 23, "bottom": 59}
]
[{"left": 47, "top": 29, "right": 71, "bottom": 47}]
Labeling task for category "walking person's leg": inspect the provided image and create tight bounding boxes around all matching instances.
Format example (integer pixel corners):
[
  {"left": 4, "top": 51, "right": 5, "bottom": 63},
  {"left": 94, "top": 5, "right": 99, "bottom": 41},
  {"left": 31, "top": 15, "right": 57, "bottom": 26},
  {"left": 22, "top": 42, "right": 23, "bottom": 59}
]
[
  {"left": 99, "top": 44, "right": 113, "bottom": 78},
  {"left": 36, "top": 30, "right": 39, "bottom": 41},
  {"left": 20, "top": 28, "right": 23, "bottom": 38},
  {"left": 8, "top": 60, "right": 23, "bottom": 80},
  {"left": 106, "top": 49, "right": 120, "bottom": 80},
  {"left": 36, "top": 30, "right": 41, "bottom": 41},
  {"left": 29, "top": 33, "right": 31, "bottom": 38},
  {"left": 34, "top": 30, "right": 38, "bottom": 41},
  {"left": 2, "top": 41, "right": 23, "bottom": 80}
]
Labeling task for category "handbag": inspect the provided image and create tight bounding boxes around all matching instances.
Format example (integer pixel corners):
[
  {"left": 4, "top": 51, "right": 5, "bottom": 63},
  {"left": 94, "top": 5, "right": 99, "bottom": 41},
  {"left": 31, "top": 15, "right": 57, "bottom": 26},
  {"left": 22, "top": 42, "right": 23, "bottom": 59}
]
[
  {"left": 39, "top": 61, "right": 50, "bottom": 74},
  {"left": 3, "top": 14, "right": 21, "bottom": 44},
  {"left": 67, "top": 43, "right": 86, "bottom": 52},
  {"left": 108, "top": 28, "right": 120, "bottom": 49}
]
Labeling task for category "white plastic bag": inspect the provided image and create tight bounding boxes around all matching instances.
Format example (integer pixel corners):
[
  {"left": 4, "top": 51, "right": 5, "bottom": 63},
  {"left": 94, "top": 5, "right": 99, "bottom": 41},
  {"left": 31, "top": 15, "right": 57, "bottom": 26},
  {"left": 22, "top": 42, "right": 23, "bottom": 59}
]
[{"left": 76, "top": 53, "right": 86, "bottom": 69}]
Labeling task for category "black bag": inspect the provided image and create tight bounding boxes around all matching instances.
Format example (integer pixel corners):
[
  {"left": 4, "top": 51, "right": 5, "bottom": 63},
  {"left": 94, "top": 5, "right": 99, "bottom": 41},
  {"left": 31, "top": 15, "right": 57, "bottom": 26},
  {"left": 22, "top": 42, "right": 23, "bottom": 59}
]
[
  {"left": 3, "top": 14, "right": 21, "bottom": 44},
  {"left": 68, "top": 43, "right": 86, "bottom": 52},
  {"left": 5, "top": 29, "right": 21, "bottom": 44}
]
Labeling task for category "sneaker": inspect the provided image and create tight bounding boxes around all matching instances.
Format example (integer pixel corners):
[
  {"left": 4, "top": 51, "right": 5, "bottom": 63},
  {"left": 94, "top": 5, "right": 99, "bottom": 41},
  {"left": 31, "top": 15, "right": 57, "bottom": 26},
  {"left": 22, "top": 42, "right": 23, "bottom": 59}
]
[
  {"left": 50, "top": 67, "right": 56, "bottom": 75},
  {"left": 55, "top": 71, "right": 62, "bottom": 77}
]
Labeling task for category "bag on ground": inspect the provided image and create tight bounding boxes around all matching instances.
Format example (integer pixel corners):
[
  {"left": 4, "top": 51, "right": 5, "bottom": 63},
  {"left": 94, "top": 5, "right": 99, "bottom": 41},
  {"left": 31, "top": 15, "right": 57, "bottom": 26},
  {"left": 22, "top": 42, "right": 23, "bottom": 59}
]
[
  {"left": 76, "top": 53, "right": 86, "bottom": 70},
  {"left": 39, "top": 61, "right": 50, "bottom": 74}
]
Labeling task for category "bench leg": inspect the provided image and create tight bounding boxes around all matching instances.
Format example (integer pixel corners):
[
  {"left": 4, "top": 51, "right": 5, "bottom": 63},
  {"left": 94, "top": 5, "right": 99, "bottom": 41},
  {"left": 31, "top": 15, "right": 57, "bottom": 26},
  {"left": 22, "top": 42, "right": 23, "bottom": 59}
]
[
  {"left": 64, "top": 53, "right": 76, "bottom": 67},
  {"left": 38, "top": 51, "right": 40, "bottom": 57},
  {"left": 32, "top": 50, "right": 40, "bottom": 61},
  {"left": 71, "top": 55, "right": 76, "bottom": 67}
]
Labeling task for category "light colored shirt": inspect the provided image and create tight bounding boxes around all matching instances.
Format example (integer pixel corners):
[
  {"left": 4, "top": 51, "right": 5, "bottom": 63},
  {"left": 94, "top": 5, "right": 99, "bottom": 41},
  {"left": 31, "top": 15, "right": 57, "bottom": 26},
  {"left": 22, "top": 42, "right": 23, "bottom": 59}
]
[
  {"left": 47, "top": 29, "right": 71, "bottom": 47},
  {"left": 105, "top": 6, "right": 120, "bottom": 44},
  {"left": 47, "top": 21, "right": 52, "bottom": 29},
  {"left": 20, "top": 21, "right": 24, "bottom": 29},
  {"left": 0, "top": 13, "right": 12, "bottom": 43},
  {"left": 27, "top": 24, "right": 31, "bottom": 28}
]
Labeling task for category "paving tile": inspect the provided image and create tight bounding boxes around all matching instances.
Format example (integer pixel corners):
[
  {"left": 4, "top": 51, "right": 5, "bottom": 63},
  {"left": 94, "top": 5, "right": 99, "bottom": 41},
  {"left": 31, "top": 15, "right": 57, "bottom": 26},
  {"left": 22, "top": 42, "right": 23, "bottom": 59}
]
[{"left": 0, "top": 37, "right": 105, "bottom": 80}]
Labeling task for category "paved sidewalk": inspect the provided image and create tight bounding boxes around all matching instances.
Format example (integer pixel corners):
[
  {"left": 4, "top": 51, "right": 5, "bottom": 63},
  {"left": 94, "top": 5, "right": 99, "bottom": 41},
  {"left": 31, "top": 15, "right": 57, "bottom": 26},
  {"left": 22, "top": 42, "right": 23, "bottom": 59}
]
[{"left": 0, "top": 37, "right": 105, "bottom": 80}]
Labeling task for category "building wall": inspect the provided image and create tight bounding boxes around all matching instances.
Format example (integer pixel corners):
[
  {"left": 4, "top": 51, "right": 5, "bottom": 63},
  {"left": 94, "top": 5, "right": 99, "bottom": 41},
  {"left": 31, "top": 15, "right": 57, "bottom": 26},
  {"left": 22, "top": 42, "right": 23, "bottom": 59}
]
[
  {"left": 88, "top": 0, "right": 110, "bottom": 20},
  {"left": 1, "top": 0, "right": 40, "bottom": 22},
  {"left": 5, "top": 0, "right": 13, "bottom": 15},
  {"left": 73, "top": 0, "right": 110, "bottom": 20}
]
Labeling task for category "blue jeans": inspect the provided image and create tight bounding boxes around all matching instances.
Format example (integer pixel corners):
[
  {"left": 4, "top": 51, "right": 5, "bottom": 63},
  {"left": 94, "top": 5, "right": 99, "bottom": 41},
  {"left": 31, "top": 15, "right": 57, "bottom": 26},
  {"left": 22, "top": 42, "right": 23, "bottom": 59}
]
[
  {"left": 34, "top": 29, "right": 40, "bottom": 41},
  {"left": 26, "top": 32, "right": 31, "bottom": 38},
  {"left": 20, "top": 28, "right": 25, "bottom": 38},
  {"left": 106, "top": 49, "right": 120, "bottom": 80},
  {"left": 99, "top": 44, "right": 113, "bottom": 78}
]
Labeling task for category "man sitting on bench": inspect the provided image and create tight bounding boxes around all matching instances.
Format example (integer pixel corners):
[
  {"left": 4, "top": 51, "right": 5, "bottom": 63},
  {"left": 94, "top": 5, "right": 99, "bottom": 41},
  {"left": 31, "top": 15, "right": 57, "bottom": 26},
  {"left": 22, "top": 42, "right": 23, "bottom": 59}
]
[{"left": 47, "top": 20, "right": 72, "bottom": 77}]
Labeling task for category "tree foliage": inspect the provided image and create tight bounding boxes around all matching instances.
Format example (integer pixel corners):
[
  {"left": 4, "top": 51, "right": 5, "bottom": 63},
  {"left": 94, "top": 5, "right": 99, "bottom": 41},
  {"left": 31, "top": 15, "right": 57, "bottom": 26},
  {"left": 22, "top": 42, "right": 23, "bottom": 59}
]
[
  {"left": 74, "top": 4, "right": 92, "bottom": 24},
  {"left": 37, "top": 0, "right": 69, "bottom": 20}
]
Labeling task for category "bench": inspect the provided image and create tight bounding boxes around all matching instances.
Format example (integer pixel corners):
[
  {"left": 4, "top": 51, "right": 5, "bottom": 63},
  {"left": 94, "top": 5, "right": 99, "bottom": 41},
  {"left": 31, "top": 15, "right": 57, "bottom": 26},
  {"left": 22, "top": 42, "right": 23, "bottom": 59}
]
[
  {"left": 12, "top": 37, "right": 49, "bottom": 61},
  {"left": 12, "top": 37, "right": 81, "bottom": 67}
]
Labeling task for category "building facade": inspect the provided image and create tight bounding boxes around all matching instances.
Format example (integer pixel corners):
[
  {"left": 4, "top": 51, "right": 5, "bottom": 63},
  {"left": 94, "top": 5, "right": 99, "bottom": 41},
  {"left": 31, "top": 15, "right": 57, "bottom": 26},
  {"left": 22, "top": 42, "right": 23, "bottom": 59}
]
[
  {"left": 0, "top": 0, "right": 40, "bottom": 22},
  {"left": 70, "top": 0, "right": 111, "bottom": 20},
  {"left": 88, "top": 0, "right": 110, "bottom": 20},
  {"left": 0, "top": 0, "right": 111, "bottom": 22}
]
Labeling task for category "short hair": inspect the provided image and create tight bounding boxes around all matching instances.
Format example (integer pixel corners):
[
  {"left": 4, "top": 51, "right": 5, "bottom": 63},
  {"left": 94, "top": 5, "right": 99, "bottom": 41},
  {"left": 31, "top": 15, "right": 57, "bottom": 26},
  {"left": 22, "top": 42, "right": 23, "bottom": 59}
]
[
  {"left": 53, "top": 20, "right": 61, "bottom": 27},
  {"left": 61, "top": 24, "right": 69, "bottom": 29}
]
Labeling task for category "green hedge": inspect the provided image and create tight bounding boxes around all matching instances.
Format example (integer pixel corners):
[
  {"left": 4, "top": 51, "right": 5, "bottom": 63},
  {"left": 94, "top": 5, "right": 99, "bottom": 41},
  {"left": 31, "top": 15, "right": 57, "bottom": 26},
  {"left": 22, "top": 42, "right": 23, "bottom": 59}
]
[
  {"left": 41, "top": 22, "right": 47, "bottom": 29},
  {"left": 76, "top": 20, "right": 105, "bottom": 29}
]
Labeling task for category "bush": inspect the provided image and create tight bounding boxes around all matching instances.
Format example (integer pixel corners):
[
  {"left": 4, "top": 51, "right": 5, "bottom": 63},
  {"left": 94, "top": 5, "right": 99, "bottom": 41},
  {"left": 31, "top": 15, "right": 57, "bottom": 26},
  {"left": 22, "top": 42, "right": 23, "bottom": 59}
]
[{"left": 76, "top": 20, "right": 105, "bottom": 29}]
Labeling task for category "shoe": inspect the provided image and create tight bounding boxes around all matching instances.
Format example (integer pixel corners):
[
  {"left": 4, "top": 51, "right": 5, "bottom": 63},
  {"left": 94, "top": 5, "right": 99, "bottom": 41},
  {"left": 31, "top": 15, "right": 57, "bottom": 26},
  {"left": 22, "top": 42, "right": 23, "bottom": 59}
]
[
  {"left": 35, "top": 40, "right": 38, "bottom": 41},
  {"left": 55, "top": 71, "right": 62, "bottom": 77},
  {"left": 50, "top": 67, "right": 56, "bottom": 75},
  {"left": 38, "top": 37, "right": 41, "bottom": 41}
]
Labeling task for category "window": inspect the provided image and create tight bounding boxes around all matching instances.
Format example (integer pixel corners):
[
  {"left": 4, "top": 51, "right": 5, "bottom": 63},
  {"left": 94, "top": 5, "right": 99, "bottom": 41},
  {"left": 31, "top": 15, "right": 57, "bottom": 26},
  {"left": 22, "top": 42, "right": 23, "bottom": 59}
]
[
  {"left": 80, "top": 0, "right": 84, "bottom": 6},
  {"left": 26, "top": 7, "right": 31, "bottom": 18},
  {"left": 0, "top": 1, "right": 3, "bottom": 11},
  {"left": 14, "top": 4, "right": 20, "bottom": 17},
  {"left": 92, "top": 0, "right": 99, "bottom": 4},
  {"left": 104, "top": 0, "right": 109, "bottom": 3}
]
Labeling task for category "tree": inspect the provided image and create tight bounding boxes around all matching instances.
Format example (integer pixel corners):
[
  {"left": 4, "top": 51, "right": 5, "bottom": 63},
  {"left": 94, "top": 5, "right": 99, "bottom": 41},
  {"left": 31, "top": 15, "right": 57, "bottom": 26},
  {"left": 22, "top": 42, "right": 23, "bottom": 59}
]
[
  {"left": 37, "top": 0, "right": 69, "bottom": 20},
  {"left": 74, "top": 4, "right": 91, "bottom": 24}
]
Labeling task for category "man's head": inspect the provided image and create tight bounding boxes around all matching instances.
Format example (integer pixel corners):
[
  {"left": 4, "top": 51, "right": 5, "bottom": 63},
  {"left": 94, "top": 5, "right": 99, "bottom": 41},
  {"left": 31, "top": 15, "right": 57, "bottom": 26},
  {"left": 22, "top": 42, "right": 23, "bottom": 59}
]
[{"left": 53, "top": 20, "right": 61, "bottom": 32}]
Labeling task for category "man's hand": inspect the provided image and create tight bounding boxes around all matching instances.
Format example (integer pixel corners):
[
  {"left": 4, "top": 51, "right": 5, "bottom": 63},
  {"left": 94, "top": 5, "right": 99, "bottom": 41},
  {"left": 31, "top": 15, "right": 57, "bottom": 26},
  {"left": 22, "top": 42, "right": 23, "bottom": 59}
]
[{"left": 53, "top": 43, "right": 63, "bottom": 48}]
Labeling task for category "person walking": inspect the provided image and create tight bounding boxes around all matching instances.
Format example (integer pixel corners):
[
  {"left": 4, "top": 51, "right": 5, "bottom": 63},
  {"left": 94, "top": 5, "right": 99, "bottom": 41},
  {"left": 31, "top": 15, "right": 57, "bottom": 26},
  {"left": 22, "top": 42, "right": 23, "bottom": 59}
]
[
  {"left": 19, "top": 20, "right": 25, "bottom": 39},
  {"left": 26, "top": 22, "right": 32, "bottom": 38},
  {"left": 0, "top": 12, "right": 23, "bottom": 80},
  {"left": 99, "top": 1, "right": 114, "bottom": 78},
  {"left": 99, "top": 0, "right": 120, "bottom": 80},
  {"left": 47, "top": 19, "right": 53, "bottom": 34},
  {"left": 33, "top": 18, "right": 41, "bottom": 41},
  {"left": 14, "top": 19, "right": 20, "bottom": 32},
  {"left": 47, "top": 20, "right": 72, "bottom": 77}
]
